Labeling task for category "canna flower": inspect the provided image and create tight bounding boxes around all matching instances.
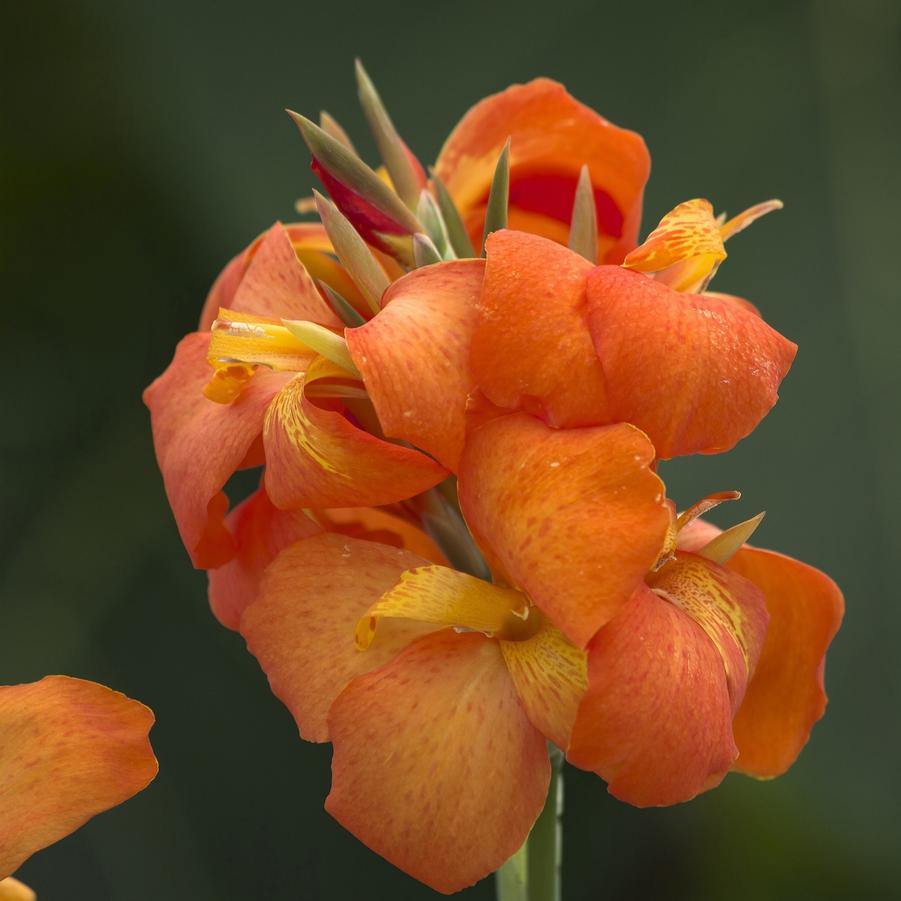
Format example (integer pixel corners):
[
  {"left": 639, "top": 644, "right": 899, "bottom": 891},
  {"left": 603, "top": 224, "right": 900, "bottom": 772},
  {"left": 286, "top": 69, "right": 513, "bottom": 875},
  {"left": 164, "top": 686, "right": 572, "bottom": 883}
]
[
  {"left": 346, "top": 198, "right": 797, "bottom": 466},
  {"left": 433, "top": 78, "right": 649, "bottom": 263},
  {"left": 144, "top": 221, "right": 446, "bottom": 568},
  {"left": 237, "top": 412, "right": 842, "bottom": 891},
  {"left": 240, "top": 411, "right": 670, "bottom": 892},
  {"left": 0, "top": 676, "right": 157, "bottom": 887}
]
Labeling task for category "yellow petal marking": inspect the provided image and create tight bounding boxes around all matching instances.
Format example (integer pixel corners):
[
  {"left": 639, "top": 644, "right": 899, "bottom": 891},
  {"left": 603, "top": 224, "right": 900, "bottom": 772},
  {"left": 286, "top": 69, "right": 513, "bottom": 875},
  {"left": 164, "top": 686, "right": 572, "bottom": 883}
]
[{"left": 355, "top": 565, "right": 533, "bottom": 650}]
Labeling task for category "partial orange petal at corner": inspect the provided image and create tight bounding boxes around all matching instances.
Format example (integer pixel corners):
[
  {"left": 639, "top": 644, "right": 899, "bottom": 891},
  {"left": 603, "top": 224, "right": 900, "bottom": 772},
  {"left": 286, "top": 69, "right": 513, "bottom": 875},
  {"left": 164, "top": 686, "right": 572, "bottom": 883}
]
[{"left": 0, "top": 677, "right": 157, "bottom": 879}]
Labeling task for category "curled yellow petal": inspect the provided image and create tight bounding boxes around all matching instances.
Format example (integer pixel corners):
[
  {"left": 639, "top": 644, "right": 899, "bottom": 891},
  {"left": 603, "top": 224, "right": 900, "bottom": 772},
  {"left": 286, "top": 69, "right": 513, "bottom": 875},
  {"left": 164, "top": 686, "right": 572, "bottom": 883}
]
[{"left": 355, "top": 565, "right": 530, "bottom": 650}]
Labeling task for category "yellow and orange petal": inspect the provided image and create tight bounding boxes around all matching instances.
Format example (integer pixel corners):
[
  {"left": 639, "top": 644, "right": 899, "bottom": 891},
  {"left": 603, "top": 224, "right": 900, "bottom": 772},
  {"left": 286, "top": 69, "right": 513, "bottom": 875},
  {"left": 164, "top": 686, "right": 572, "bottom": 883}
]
[
  {"left": 458, "top": 413, "right": 669, "bottom": 648},
  {"left": 434, "top": 78, "right": 649, "bottom": 263},
  {"left": 346, "top": 260, "right": 484, "bottom": 470},
  {"left": 0, "top": 677, "right": 157, "bottom": 879},
  {"left": 678, "top": 520, "right": 844, "bottom": 777},
  {"left": 567, "top": 585, "right": 737, "bottom": 806},
  {"left": 326, "top": 630, "right": 550, "bottom": 894},
  {"left": 144, "top": 332, "right": 291, "bottom": 567},
  {"left": 355, "top": 565, "right": 528, "bottom": 650},
  {"left": 473, "top": 230, "right": 605, "bottom": 428},
  {"left": 262, "top": 359, "right": 447, "bottom": 509},
  {"left": 240, "top": 534, "right": 437, "bottom": 742},
  {"left": 649, "top": 552, "right": 768, "bottom": 713},
  {"left": 500, "top": 618, "right": 587, "bottom": 751},
  {"left": 586, "top": 266, "right": 797, "bottom": 459}
]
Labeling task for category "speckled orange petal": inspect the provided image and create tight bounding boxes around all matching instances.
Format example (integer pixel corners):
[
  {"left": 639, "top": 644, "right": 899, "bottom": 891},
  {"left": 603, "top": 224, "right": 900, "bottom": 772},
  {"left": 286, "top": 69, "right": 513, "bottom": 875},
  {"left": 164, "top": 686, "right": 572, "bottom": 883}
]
[
  {"left": 240, "top": 534, "right": 436, "bottom": 742},
  {"left": 0, "top": 878, "right": 34, "bottom": 901},
  {"left": 678, "top": 521, "right": 844, "bottom": 778},
  {"left": 473, "top": 230, "right": 606, "bottom": 428},
  {"left": 586, "top": 266, "right": 797, "bottom": 459},
  {"left": 649, "top": 552, "right": 769, "bottom": 713},
  {"left": 213, "top": 222, "right": 339, "bottom": 327},
  {"left": 199, "top": 223, "right": 368, "bottom": 330},
  {"left": 326, "top": 630, "right": 549, "bottom": 894},
  {"left": 263, "top": 358, "right": 447, "bottom": 509},
  {"left": 346, "top": 260, "right": 484, "bottom": 470},
  {"left": 0, "top": 677, "right": 158, "bottom": 879},
  {"left": 319, "top": 507, "right": 446, "bottom": 563},
  {"left": 567, "top": 585, "right": 736, "bottom": 806},
  {"left": 500, "top": 619, "right": 587, "bottom": 750},
  {"left": 458, "top": 413, "right": 670, "bottom": 648},
  {"left": 207, "top": 488, "right": 322, "bottom": 630},
  {"left": 434, "top": 78, "right": 649, "bottom": 263},
  {"left": 143, "top": 332, "right": 291, "bottom": 567}
]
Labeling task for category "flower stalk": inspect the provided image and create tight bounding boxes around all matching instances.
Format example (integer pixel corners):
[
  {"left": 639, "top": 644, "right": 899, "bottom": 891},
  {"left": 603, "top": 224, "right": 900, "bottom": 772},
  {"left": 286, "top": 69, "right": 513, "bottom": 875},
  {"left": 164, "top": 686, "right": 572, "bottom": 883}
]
[{"left": 497, "top": 745, "right": 564, "bottom": 901}]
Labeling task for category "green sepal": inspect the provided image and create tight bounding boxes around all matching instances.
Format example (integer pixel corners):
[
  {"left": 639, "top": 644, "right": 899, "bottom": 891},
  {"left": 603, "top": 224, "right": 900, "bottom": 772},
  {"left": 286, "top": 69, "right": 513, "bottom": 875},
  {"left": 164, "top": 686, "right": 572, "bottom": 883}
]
[
  {"left": 416, "top": 191, "right": 454, "bottom": 259},
  {"left": 432, "top": 173, "right": 477, "bottom": 259},
  {"left": 413, "top": 233, "right": 443, "bottom": 268},
  {"left": 567, "top": 164, "right": 598, "bottom": 263},
  {"left": 481, "top": 138, "right": 511, "bottom": 256},
  {"left": 319, "top": 110, "right": 357, "bottom": 154},
  {"left": 355, "top": 59, "right": 421, "bottom": 211},
  {"left": 288, "top": 110, "right": 420, "bottom": 234},
  {"left": 314, "top": 190, "right": 389, "bottom": 315},
  {"left": 319, "top": 280, "right": 367, "bottom": 327}
]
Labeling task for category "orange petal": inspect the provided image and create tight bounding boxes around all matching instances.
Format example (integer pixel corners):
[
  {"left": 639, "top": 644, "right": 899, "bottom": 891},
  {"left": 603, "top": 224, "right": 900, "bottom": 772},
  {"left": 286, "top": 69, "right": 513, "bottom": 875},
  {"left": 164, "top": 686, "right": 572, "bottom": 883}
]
[
  {"left": 207, "top": 487, "right": 322, "bottom": 630},
  {"left": 500, "top": 619, "right": 587, "bottom": 750},
  {"left": 0, "top": 878, "right": 34, "bottom": 901},
  {"left": 326, "top": 631, "right": 549, "bottom": 894},
  {"left": 434, "top": 78, "right": 649, "bottom": 263},
  {"left": 240, "top": 534, "right": 435, "bottom": 742},
  {"left": 143, "top": 332, "right": 290, "bottom": 567},
  {"left": 346, "top": 260, "right": 484, "bottom": 470},
  {"left": 222, "top": 222, "right": 339, "bottom": 326},
  {"left": 320, "top": 506, "right": 446, "bottom": 564},
  {"left": 648, "top": 552, "right": 769, "bottom": 712},
  {"left": 567, "top": 585, "right": 736, "bottom": 806},
  {"left": 729, "top": 548, "right": 843, "bottom": 777},
  {"left": 458, "top": 413, "right": 670, "bottom": 647},
  {"left": 0, "top": 677, "right": 157, "bottom": 879},
  {"left": 199, "top": 222, "right": 370, "bottom": 331},
  {"left": 473, "top": 230, "right": 606, "bottom": 428},
  {"left": 263, "top": 358, "right": 447, "bottom": 509},
  {"left": 679, "top": 521, "right": 844, "bottom": 777},
  {"left": 586, "top": 266, "right": 797, "bottom": 458}
]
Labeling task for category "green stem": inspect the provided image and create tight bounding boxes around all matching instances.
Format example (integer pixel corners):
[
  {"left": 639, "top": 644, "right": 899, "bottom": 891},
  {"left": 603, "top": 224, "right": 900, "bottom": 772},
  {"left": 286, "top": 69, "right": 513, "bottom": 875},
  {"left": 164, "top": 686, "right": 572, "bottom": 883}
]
[{"left": 496, "top": 747, "right": 564, "bottom": 901}]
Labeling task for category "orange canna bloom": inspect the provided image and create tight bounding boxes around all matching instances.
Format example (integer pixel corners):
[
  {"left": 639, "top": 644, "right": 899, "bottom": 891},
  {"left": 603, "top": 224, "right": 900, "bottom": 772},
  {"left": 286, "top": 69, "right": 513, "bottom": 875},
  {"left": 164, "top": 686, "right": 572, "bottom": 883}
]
[
  {"left": 144, "top": 221, "right": 446, "bottom": 568},
  {"left": 434, "top": 78, "right": 650, "bottom": 263},
  {"left": 347, "top": 198, "right": 797, "bottom": 466},
  {"left": 0, "top": 676, "right": 157, "bottom": 883},
  {"left": 236, "top": 414, "right": 841, "bottom": 891}
]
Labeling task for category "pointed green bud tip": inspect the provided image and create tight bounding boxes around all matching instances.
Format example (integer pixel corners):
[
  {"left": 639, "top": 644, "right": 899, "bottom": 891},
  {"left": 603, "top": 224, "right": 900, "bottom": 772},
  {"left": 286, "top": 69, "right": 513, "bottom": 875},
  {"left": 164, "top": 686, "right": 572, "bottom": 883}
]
[
  {"left": 431, "top": 173, "right": 476, "bottom": 259},
  {"left": 481, "top": 138, "right": 511, "bottom": 256},
  {"left": 319, "top": 280, "right": 367, "bottom": 327},
  {"left": 568, "top": 164, "right": 599, "bottom": 263},
  {"left": 413, "top": 233, "right": 443, "bottom": 268},
  {"left": 416, "top": 190, "right": 454, "bottom": 259},
  {"left": 313, "top": 190, "right": 390, "bottom": 315},
  {"left": 354, "top": 58, "right": 422, "bottom": 211},
  {"left": 288, "top": 111, "right": 421, "bottom": 237},
  {"left": 319, "top": 110, "right": 357, "bottom": 154}
]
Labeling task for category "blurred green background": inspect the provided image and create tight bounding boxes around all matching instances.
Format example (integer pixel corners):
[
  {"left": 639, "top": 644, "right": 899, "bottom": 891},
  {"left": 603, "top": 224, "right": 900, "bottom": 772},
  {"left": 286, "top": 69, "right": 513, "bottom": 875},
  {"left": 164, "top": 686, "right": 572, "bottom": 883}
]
[{"left": 3, "top": 0, "right": 899, "bottom": 898}]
